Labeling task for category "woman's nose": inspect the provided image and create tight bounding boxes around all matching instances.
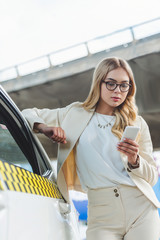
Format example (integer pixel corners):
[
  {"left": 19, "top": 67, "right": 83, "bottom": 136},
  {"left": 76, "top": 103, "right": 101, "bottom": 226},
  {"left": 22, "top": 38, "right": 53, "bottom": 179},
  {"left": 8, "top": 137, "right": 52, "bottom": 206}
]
[{"left": 114, "top": 85, "right": 121, "bottom": 92}]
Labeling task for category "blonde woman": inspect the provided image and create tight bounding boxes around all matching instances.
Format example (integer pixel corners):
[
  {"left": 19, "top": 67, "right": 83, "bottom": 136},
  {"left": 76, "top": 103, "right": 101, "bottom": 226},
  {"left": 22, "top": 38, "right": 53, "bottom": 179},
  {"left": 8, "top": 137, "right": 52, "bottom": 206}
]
[{"left": 22, "top": 57, "right": 160, "bottom": 240}]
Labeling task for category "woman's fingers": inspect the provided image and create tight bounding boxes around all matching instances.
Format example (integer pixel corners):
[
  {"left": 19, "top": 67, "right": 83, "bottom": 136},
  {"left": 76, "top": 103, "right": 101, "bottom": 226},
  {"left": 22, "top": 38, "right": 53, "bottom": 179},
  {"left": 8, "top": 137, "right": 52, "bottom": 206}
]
[
  {"left": 117, "top": 145, "right": 138, "bottom": 155},
  {"left": 117, "top": 138, "right": 139, "bottom": 151},
  {"left": 117, "top": 138, "right": 139, "bottom": 164},
  {"left": 117, "top": 142, "right": 139, "bottom": 153},
  {"left": 51, "top": 127, "right": 67, "bottom": 144},
  {"left": 122, "top": 138, "right": 139, "bottom": 147},
  {"left": 43, "top": 126, "right": 67, "bottom": 144},
  {"left": 57, "top": 128, "right": 66, "bottom": 143}
]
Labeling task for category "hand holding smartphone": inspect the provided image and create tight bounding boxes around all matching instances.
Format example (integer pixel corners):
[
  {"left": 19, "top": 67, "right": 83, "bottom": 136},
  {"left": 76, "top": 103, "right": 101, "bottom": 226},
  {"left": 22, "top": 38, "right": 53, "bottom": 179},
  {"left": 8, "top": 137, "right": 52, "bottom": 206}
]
[{"left": 120, "top": 126, "right": 140, "bottom": 142}]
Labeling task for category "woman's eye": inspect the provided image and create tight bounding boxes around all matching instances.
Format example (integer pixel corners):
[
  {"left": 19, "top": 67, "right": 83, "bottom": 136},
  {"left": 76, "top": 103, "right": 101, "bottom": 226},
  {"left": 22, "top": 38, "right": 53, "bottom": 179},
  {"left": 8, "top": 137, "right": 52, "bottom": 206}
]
[
  {"left": 121, "top": 84, "right": 128, "bottom": 88},
  {"left": 108, "top": 82, "right": 115, "bottom": 86}
]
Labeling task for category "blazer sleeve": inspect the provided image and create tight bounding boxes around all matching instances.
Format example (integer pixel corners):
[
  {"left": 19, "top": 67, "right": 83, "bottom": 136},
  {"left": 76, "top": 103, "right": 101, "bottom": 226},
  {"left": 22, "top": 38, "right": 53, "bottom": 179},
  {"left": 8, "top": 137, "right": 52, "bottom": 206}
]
[
  {"left": 21, "top": 102, "right": 80, "bottom": 130},
  {"left": 128, "top": 116, "right": 158, "bottom": 186}
]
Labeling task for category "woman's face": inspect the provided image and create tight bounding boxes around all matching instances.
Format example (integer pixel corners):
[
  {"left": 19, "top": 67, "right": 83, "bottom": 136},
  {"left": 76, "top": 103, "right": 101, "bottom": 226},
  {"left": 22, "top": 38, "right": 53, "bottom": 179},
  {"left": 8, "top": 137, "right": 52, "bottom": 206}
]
[{"left": 98, "top": 67, "right": 130, "bottom": 114}]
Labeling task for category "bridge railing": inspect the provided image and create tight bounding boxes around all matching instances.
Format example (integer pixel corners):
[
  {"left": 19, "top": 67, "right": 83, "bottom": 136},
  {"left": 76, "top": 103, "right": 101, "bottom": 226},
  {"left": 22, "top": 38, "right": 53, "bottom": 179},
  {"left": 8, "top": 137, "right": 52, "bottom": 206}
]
[{"left": 0, "top": 17, "right": 160, "bottom": 82}]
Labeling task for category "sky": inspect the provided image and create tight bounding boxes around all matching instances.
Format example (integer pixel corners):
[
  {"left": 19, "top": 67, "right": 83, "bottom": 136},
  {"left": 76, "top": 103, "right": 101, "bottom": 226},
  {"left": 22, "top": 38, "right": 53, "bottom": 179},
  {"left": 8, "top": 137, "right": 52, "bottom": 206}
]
[{"left": 0, "top": 0, "right": 160, "bottom": 70}]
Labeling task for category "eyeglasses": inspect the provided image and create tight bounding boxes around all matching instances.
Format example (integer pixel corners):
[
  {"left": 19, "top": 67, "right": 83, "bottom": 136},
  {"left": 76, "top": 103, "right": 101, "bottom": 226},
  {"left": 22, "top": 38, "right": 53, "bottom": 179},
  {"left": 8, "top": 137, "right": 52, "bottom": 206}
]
[{"left": 102, "top": 80, "right": 131, "bottom": 92}]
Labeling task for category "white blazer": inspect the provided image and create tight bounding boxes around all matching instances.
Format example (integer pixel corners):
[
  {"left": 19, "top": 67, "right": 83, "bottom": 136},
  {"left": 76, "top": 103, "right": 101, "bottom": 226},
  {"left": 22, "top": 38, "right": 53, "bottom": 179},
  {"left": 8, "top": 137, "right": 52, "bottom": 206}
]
[{"left": 22, "top": 102, "right": 160, "bottom": 208}]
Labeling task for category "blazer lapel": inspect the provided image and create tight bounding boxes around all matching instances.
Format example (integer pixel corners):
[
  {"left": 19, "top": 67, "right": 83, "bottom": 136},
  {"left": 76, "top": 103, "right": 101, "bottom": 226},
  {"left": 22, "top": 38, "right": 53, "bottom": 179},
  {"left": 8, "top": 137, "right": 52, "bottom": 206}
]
[{"left": 57, "top": 107, "right": 95, "bottom": 173}]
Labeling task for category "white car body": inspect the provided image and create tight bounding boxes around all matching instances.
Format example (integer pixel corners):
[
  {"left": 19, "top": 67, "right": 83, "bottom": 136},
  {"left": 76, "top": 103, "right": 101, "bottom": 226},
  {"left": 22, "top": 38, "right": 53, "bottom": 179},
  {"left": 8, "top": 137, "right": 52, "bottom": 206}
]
[{"left": 0, "top": 85, "right": 80, "bottom": 240}]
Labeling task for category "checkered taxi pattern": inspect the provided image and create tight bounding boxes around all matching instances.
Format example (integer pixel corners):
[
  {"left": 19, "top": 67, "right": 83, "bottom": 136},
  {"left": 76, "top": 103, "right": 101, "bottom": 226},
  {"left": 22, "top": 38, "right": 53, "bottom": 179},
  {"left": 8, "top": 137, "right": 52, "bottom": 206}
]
[{"left": 0, "top": 159, "right": 63, "bottom": 199}]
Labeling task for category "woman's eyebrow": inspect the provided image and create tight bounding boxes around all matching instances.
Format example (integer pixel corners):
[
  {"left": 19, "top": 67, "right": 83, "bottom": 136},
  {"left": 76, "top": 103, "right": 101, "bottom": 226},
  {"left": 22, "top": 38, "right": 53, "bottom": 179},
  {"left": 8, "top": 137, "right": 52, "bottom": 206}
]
[{"left": 107, "top": 78, "right": 129, "bottom": 82}]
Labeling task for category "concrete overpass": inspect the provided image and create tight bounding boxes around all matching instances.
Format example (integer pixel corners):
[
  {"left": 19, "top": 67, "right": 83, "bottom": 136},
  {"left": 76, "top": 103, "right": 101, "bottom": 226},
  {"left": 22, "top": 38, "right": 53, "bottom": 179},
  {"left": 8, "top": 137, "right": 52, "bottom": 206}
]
[{"left": 1, "top": 20, "right": 160, "bottom": 157}]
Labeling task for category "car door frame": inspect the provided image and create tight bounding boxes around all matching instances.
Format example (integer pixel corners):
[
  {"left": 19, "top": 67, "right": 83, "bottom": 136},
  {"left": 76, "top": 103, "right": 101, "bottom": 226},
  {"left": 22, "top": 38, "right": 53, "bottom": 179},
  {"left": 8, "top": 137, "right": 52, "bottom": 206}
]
[{"left": 0, "top": 86, "right": 54, "bottom": 178}]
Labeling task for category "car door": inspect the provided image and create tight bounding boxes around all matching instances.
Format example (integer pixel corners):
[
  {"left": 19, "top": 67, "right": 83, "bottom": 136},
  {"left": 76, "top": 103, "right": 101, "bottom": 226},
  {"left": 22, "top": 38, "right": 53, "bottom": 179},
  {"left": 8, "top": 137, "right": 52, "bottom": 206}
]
[{"left": 0, "top": 86, "right": 80, "bottom": 240}]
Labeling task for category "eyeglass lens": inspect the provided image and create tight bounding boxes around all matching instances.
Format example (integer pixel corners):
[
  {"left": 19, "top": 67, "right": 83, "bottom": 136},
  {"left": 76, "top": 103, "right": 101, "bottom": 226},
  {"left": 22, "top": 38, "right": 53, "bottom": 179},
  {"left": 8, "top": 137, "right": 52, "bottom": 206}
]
[{"left": 105, "top": 82, "right": 130, "bottom": 92}]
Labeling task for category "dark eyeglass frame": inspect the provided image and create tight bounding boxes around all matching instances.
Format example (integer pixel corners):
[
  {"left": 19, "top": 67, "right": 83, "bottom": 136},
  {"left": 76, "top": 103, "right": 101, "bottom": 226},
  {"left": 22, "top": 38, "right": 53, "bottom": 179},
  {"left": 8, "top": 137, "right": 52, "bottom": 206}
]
[{"left": 101, "top": 80, "right": 132, "bottom": 92}]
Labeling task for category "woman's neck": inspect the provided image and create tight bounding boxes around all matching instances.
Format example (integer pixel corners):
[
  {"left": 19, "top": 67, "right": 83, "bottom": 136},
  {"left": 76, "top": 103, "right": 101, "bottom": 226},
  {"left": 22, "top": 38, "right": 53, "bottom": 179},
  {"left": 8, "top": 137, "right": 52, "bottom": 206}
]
[{"left": 95, "top": 105, "right": 114, "bottom": 116}]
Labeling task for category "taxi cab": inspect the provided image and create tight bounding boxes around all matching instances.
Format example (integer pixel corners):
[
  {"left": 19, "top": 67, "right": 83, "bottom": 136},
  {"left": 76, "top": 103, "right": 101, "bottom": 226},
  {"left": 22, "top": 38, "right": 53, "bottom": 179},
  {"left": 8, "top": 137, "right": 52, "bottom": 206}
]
[{"left": 0, "top": 85, "right": 80, "bottom": 240}]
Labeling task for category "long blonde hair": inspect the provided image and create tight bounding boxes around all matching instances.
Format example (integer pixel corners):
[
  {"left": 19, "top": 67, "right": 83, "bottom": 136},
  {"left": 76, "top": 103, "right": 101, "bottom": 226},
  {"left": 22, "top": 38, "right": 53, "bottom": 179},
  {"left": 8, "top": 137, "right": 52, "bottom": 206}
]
[{"left": 82, "top": 57, "right": 138, "bottom": 139}]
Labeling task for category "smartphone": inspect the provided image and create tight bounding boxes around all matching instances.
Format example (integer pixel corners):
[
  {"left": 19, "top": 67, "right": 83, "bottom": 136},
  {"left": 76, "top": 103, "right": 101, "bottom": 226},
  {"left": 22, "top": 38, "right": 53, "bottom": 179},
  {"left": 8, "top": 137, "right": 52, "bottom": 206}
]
[{"left": 120, "top": 126, "right": 140, "bottom": 142}]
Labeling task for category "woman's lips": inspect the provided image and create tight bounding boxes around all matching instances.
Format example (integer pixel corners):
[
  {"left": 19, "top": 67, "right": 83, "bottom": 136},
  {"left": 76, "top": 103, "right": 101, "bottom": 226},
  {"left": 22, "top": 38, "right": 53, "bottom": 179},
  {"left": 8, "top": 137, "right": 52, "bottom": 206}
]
[{"left": 112, "top": 97, "right": 120, "bottom": 102}]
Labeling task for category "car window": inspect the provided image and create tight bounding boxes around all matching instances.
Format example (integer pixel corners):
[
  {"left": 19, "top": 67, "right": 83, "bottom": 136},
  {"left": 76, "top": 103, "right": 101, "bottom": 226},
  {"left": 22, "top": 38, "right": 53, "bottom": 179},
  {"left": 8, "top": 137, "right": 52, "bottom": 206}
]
[
  {"left": 0, "top": 122, "right": 33, "bottom": 172},
  {"left": 0, "top": 91, "right": 54, "bottom": 177}
]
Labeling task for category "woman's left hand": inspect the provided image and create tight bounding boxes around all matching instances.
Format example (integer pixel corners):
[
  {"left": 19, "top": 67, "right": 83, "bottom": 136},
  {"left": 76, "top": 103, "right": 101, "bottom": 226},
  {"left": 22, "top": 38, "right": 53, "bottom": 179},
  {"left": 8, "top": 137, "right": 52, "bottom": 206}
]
[{"left": 117, "top": 138, "right": 139, "bottom": 165}]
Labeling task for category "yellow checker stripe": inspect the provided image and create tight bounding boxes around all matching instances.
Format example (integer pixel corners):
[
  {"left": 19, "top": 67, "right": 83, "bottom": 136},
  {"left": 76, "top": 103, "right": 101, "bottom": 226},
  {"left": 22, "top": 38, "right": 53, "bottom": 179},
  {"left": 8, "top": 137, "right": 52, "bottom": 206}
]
[
  {"left": 0, "top": 160, "right": 63, "bottom": 200},
  {"left": 0, "top": 180, "right": 4, "bottom": 190}
]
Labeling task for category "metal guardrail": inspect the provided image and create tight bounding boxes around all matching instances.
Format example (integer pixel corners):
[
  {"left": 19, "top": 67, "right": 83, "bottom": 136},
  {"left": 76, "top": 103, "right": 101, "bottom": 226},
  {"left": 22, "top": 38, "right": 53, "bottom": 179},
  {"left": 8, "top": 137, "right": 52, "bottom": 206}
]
[{"left": 0, "top": 17, "right": 160, "bottom": 82}]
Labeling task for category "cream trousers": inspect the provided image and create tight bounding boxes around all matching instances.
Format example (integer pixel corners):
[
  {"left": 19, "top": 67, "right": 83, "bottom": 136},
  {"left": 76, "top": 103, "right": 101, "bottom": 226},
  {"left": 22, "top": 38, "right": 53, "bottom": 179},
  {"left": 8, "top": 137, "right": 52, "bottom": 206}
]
[{"left": 87, "top": 185, "right": 160, "bottom": 240}]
